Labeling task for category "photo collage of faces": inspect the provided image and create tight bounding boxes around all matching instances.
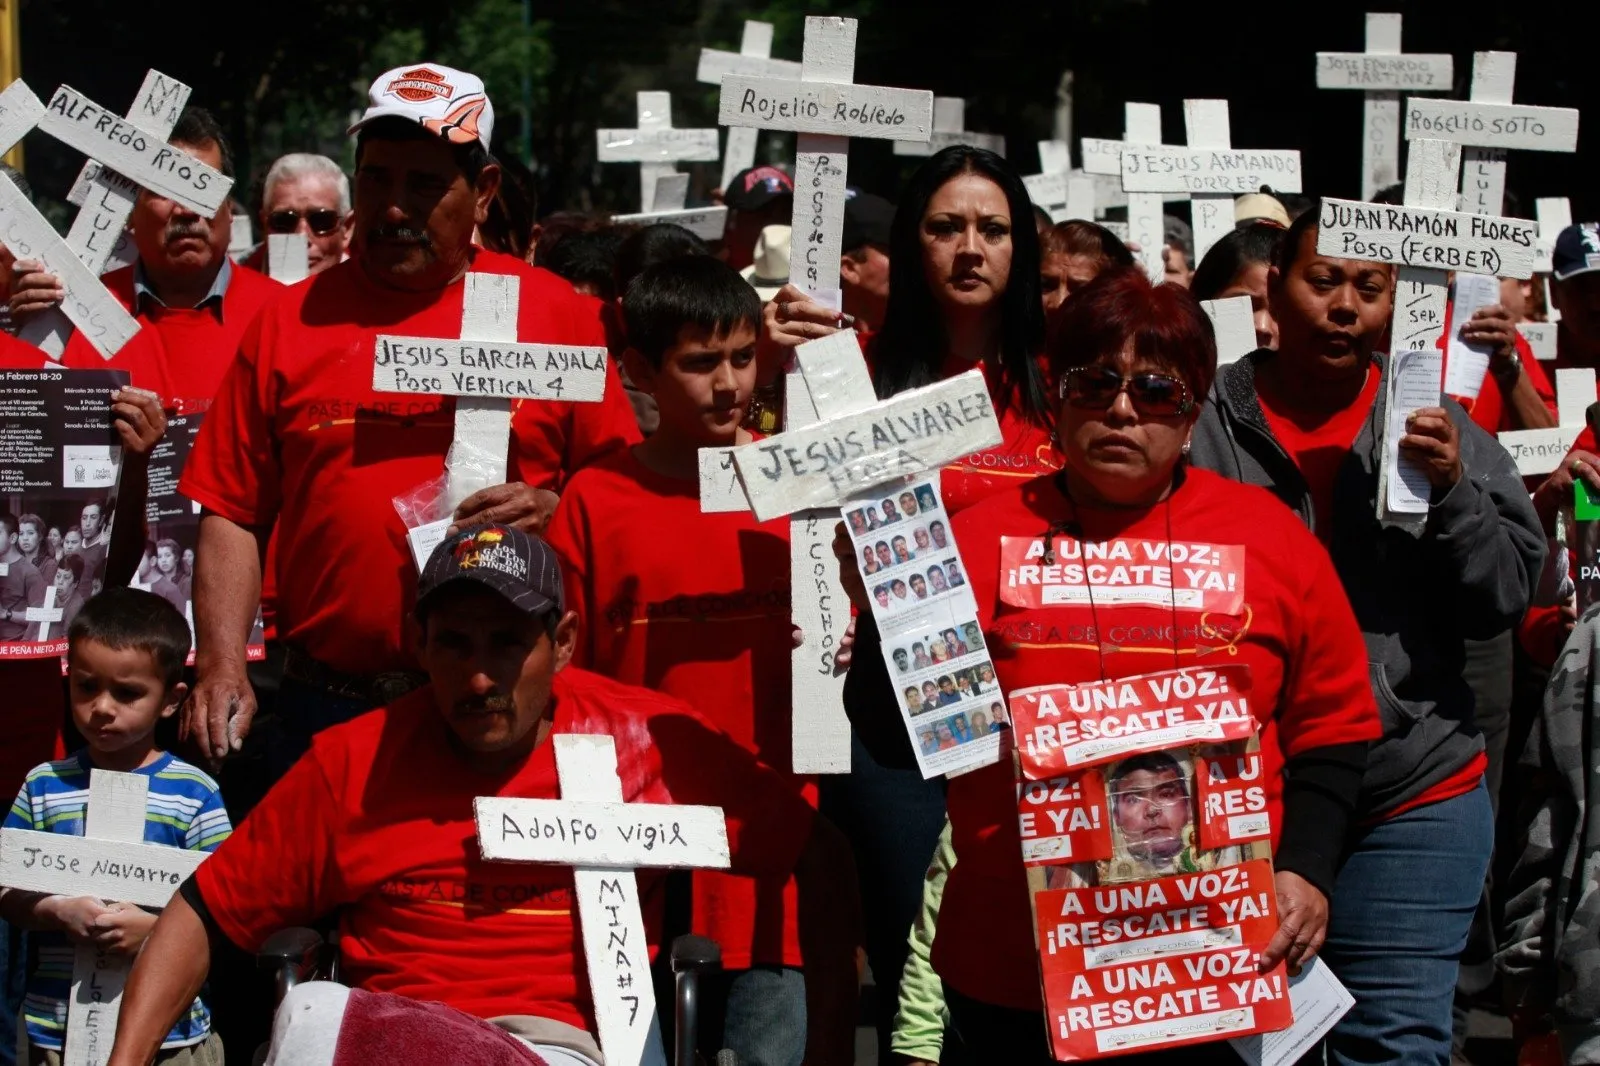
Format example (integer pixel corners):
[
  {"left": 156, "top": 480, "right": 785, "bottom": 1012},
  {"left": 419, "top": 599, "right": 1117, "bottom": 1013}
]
[{"left": 844, "top": 478, "right": 1006, "bottom": 777}]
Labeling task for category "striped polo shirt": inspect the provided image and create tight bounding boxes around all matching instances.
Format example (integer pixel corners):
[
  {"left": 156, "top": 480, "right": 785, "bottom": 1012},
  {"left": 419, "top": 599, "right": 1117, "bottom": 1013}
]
[{"left": 3, "top": 749, "right": 231, "bottom": 1050}]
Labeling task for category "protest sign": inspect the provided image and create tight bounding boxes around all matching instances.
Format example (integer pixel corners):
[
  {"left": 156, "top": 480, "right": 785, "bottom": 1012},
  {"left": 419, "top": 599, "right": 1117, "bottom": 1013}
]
[
  {"left": 0, "top": 369, "right": 128, "bottom": 658},
  {"left": 1000, "top": 534, "right": 1247, "bottom": 615},
  {"left": 1011, "top": 672, "right": 1293, "bottom": 1059},
  {"left": 847, "top": 476, "right": 1007, "bottom": 777}
]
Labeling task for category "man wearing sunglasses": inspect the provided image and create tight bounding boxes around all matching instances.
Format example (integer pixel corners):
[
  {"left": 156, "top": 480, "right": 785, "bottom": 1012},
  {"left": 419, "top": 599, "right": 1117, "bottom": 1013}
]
[
  {"left": 244, "top": 153, "right": 352, "bottom": 276},
  {"left": 11, "top": 108, "right": 282, "bottom": 412}
]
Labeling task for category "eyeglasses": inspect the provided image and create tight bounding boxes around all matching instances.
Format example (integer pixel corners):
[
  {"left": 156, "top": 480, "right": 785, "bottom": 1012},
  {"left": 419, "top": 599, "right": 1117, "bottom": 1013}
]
[
  {"left": 1059, "top": 365, "right": 1193, "bottom": 418},
  {"left": 266, "top": 208, "right": 343, "bottom": 236}
]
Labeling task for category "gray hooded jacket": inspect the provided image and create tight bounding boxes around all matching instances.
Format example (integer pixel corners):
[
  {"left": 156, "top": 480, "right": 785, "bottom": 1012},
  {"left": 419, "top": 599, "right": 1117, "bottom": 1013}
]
[
  {"left": 1189, "top": 350, "right": 1544, "bottom": 816},
  {"left": 1499, "top": 604, "right": 1600, "bottom": 1062}
]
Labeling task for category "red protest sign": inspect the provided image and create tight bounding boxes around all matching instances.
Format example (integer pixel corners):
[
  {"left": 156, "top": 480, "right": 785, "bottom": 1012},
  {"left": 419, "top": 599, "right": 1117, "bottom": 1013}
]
[
  {"left": 1197, "top": 748, "right": 1271, "bottom": 850},
  {"left": 1018, "top": 773, "right": 1112, "bottom": 866},
  {"left": 1033, "top": 858, "right": 1292, "bottom": 1059},
  {"left": 1009, "top": 664, "right": 1258, "bottom": 779},
  {"left": 999, "top": 536, "right": 1246, "bottom": 614}
]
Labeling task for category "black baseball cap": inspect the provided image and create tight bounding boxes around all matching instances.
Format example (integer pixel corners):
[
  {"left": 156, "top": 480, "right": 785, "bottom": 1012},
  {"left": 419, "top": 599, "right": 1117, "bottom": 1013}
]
[
  {"left": 842, "top": 191, "right": 895, "bottom": 253},
  {"left": 724, "top": 166, "right": 793, "bottom": 212},
  {"left": 1552, "top": 223, "right": 1600, "bottom": 282},
  {"left": 416, "top": 524, "right": 564, "bottom": 620}
]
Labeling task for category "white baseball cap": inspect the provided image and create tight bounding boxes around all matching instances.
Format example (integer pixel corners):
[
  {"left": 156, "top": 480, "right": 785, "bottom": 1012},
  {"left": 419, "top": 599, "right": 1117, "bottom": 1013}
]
[
  {"left": 348, "top": 63, "right": 495, "bottom": 152},
  {"left": 740, "top": 225, "right": 792, "bottom": 302}
]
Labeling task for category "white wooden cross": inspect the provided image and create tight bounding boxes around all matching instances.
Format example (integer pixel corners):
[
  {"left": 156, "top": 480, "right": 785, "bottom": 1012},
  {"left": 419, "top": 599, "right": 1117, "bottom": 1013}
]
[
  {"left": 1022, "top": 140, "right": 1094, "bottom": 226},
  {"left": 370, "top": 273, "right": 610, "bottom": 542},
  {"left": 713, "top": 15, "right": 933, "bottom": 772},
  {"left": 26, "top": 586, "right": 63, "bottom": 641},
  {"left": 266, "top": 233, "right": 310, "bottom": 284},
  {"left": 1109, "top": 103, "right": 1169, "bottom": 283},
  {"left": 1499, "top": 368, "right": 1598, "bottom": 477},
  {"left": 1317, "top": 137, "right": 1539, "bottom": 518},
  {"left": 1403, "top": 51, "right": 1580, "bottom": 218},
  {"left": 474, "top": 734, "right": 730, "bottom": 1066},
  {"left": 0, "top": 769, "right": 209, "bottom": 1066},
  {"left": 1520, "top": 196, "right": 1573, "bottom": 361},
  {"left": 894, "top": 97, "right": 1004, "bottom": 158},
  {"left": 1201, "top": 295, "right": 1257, "bottom": 367},
  {"left": 597, "top": 92, "right": 720, "bottom": 214},
  {"left": 1119, "top": 100, "right": 1304, "bottom": 272},
  {"left": 1315, "top": 13, "right": 1453, "bottom": 200},
  {"left": 0, "top": 81, "right": 140, "bottom": 360},
  {"left": 698, "top": 20, "right": 802, "bottom": 191}
]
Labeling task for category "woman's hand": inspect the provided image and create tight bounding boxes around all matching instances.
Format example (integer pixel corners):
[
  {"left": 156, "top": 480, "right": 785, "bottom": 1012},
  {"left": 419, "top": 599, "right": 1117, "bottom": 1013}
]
[
  {"left": 1259, "top": 871, "right": 1327, "bottom": 974},
  {"left": 832, "top": 521, "right": 870, "bottom": 614},
  {"left": 759, "top": 283, "right": 849, "bottom": 384},
  {"left": 1399, "top": 406, "right": 1462, "bottom": 490},
  {"left": 1462, "top": 305, "right": 1521, "bottom": 378}
]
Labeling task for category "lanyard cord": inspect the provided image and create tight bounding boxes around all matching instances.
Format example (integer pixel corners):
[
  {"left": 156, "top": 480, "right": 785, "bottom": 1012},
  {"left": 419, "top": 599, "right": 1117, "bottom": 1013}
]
[{"left": 1045, "top": 472, "right": 1184, "bottom": 680}]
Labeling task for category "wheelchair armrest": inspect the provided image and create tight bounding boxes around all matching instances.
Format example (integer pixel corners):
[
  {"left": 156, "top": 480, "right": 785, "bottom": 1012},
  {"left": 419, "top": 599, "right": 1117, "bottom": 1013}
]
[
  {"left": 258, "top": 927, "right": 325, "bottom": 969},
  {"left": 669, "top": 933, "right": 722, "bottom": 976}
]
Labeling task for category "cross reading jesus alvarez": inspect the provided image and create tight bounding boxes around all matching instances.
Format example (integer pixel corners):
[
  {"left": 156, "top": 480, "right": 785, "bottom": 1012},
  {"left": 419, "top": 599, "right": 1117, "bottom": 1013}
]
[
  {"left": 0, "top": 770, "right": 209, "bottom": 1066},
  {"left": 1315, "top": 12, "right": 1452, "bottom": 200},
  {"left": 474, "top": 734, "right": 730, "bottom": 1066},
  {"left": 712, "top": 16, "right": 933, "bottom": 772},
  {"left": 1316, "top": 138, "right": 1539, "bottom": 520},
  {"left": 596, "top": 92, "right": 720, "bottom": 215},
  {"left": 21, "top": 69, "right": 197, "bottom": 357}
]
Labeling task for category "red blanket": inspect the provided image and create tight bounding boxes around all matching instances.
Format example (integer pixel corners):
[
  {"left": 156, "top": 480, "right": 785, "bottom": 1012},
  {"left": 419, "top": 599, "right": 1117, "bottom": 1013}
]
[{"left": 332, "top": 987, "right": 548, "bottom": 1066}]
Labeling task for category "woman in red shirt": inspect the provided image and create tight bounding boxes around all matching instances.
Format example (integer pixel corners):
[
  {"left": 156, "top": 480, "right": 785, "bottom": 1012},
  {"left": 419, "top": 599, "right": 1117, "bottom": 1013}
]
[
  {"left": 1190, "top": 209, "right": 1545, "bottom": 1064},
  {"left": 762, "top": 146, "right": 1064, "bottom": 1055},
  {"left": 839, "top": 271, "right": 1380, "bottom": 1062}
]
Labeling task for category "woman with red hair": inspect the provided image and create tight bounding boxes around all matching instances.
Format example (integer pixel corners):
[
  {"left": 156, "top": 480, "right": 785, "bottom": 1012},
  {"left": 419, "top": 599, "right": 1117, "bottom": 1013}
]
[{"left": 836, "top": 268, "right": 1381, "bottom": 1062}]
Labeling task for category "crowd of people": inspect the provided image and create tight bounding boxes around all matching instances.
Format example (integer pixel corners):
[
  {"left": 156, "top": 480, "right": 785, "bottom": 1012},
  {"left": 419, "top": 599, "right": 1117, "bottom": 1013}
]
[{"left": 0, "top": 49, "right": 1596, "bottom": 1066}]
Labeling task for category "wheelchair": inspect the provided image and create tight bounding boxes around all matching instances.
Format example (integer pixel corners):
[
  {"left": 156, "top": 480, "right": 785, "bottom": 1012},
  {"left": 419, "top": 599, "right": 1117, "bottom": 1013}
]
[{"left": 256, "top": 926, "right": 736, "bottom": 1066}]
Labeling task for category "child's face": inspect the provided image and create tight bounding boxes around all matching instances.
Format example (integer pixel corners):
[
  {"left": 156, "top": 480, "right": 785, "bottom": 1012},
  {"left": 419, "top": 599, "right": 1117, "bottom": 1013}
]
[
  {"left": 67, "top": 638, "right": 184, "bottom": 769},
  {"left": 633, "top": 322, "right": 758, "bottom": 445}
]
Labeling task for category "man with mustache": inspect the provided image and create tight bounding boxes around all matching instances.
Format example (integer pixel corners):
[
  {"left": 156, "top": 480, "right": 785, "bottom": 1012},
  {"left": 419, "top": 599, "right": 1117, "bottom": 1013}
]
[
  {"left": 176, "top": 64, "right": 640, "bottom": 778},
  {"left": 106, "top": 525, "right": 857, "bottom": 1066},
  {"left": 12, "top": 108, "right": 282, "bottom": 413}
]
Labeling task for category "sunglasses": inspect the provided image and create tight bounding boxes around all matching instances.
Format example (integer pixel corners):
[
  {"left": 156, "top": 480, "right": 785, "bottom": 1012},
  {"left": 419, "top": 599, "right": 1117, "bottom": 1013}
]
[
  {"left": 266, "top": 208, "right": 343, "bottom": 236},
  {"left": 1059, "top": 365, "right": 1193, "bottom": 418}
]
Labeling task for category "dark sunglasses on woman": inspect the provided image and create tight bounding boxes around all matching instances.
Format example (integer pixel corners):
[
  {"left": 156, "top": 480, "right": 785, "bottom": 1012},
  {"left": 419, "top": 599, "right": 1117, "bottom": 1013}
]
[
  {"left": 1058, "top": 364, "right": 1193, "bottom": 418},
  {"left": 266, "top": 208, "right": 343, "bottom": 236}
]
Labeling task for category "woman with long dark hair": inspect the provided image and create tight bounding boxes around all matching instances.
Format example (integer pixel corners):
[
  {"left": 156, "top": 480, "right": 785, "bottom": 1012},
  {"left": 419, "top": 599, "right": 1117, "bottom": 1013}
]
[{"left": 762, "top": 146, "right": 1062, "bottom": 1055}]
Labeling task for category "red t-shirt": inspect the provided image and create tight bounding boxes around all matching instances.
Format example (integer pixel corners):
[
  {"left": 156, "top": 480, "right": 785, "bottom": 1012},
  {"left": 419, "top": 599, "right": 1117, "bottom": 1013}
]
[
  {"left": 193, "top": 667, "right": 816, "bottom": 1035},
  {"left": 1257, "top": 364, "right": 1381, "bottom": 540},
  {"left": 1436, "top": 302, "right": 1556, "bottom": 435},
  {"left": 545, "top": 446, "right": 811, "bottom": 970},
  {"left": 60, "top": 262, "right": 283, "bottom": 414},
  {"left": 0, "top": 336, "right": 70, "bottom": 793},
  {"left": 177, "top": 250, "right": 642, "bottom": 675},
  {"left": 928, "top": 468, "right": 1380, "bottom": 1011}
]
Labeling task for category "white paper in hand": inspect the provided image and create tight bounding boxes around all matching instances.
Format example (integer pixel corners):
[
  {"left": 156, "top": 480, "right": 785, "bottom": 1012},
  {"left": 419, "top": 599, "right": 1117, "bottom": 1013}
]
[
  {"left": 1385, "top": 348, "right": 1444, "bottom": 515},
  {"left": 1229, "top": 958, "right": 1355, "bottom": 1066},
  {"left": 1443, "top": 273, "right": 1502, "bottom": 400}
]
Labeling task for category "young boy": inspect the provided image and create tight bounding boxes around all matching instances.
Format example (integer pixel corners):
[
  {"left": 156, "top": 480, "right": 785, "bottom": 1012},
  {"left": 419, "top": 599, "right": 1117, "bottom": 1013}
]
[
  {"left": 1, "top": 588, "right": 230, "bottom": 1065},
  {"left": 545, "top": 255, "right": 852, "bottom": 1065}
]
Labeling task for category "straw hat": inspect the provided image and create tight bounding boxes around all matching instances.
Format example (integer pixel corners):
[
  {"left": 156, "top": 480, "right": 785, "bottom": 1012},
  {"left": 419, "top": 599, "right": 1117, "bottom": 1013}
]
[{"left": 740, "top": 224, "right": 792, "bottom": 301}]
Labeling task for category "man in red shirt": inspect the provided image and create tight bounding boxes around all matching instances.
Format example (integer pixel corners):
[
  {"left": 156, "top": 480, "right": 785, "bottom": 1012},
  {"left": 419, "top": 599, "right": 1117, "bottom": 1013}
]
[
  {"left": 177, "top": 64, "right": 641, "bottom": 771},
  {"left": 105, "top": 525, "right": 856, "bottom": 1066}
]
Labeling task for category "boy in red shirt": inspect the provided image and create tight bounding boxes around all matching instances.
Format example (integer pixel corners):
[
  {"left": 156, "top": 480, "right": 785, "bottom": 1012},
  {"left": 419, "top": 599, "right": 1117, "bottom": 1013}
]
[
  {"left": 106, "top": 525, "right": 857, "bottom": 1066},
  {"left": 546, "top": 256, "right": 851, "bottom": 1065}
]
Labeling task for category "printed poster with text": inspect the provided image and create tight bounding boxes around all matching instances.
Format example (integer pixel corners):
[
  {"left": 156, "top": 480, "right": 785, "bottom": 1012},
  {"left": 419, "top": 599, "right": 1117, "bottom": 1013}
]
[
  {"left": 844, "top": 477, "right": 1007, "bottom": 777},
  {"left": 1009, "top": 666, "right": 1292, "bottom": 1059},
  {"left": 0, "top": 369, "right": 129, "bottom": 658},
  {"left": 131, "top": 413, "right": 266, "bottom": 663}
]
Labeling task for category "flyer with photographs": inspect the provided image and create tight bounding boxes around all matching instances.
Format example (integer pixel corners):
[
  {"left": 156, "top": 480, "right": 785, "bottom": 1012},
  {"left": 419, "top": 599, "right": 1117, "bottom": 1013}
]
[
  {"left": 843, "top": 477, "right": 1006, "bottom": 777},
  {"left": 0, "top": 369, "right": 129, "bottom": 658},
  {"left": 131, "top": 414, "right": 266, "bottom": 662},
  {"left": 1008, "top": 667, "right": 1296, "bottom": 1060}
]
